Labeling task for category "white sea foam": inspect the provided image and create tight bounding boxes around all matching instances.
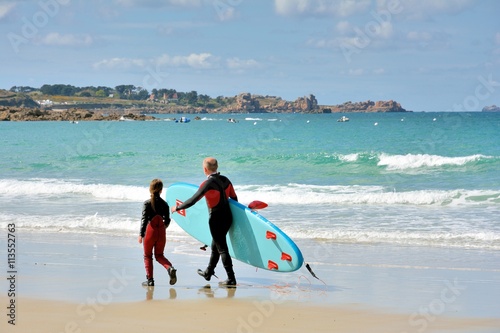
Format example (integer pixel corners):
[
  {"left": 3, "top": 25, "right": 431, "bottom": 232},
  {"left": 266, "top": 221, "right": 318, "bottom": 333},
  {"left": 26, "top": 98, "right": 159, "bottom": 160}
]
[
  {"left": 1, "top": 178, "right": 498, "bottom": 250},
  {"left": 200, "top": 117, "right": 224, "bottom": 121},
  {"left": 320, "top": 152, "right": 495, "bottom": 172},
  {"left": 338, "top": 153, "right": 359, "bottom": 162},
  {"left": 0, "top": 211, "right": 188, "bottom": 237},
  {"left": 378, "top": 153, "right": 491, "bottom": 170},
  {"left": 284, "top": 228, "right": 500, "bottom": 250},
  {"left": 1, "top": 210, "right": 498, "bottom": 250},
  {"left": 0, "top": 178, "right": 147, "bottom": 201},
  {"left": 236, "top": 184, "right": 499, "bottom": 206},
  {"left": 1, "top": 179, "right": 498, "bottom": 206}
]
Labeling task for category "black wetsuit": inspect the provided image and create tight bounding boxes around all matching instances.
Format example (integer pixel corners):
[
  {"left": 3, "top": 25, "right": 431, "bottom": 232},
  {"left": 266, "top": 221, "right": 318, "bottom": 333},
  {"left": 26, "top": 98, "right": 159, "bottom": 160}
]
[{"left": 176, "top": 173, "right": 237, "bottom": 276}]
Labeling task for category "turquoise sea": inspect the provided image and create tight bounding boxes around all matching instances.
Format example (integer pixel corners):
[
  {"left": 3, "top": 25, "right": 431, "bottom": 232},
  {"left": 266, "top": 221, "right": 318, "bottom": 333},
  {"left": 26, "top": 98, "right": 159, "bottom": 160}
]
[
  {"left": 1, "top": 112, "right": 499, "bottom": 248},
  {"left": 2, "top": 112, "right": 500, "bottom": 317}
]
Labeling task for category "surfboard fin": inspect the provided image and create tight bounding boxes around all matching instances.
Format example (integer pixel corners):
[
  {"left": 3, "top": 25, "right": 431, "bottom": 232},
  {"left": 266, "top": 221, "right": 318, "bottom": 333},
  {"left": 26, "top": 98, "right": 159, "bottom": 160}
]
[
  {"left": 281, "top": 252, "right": 292, "bottom": 261},
  {"left": 266, "top": 231, "right": 277, "bottom": 240},
  {"left": 248, "top": 200, "right": 268, "bottom": 210},
  {"left": 268, "top": 260, "right": 279, "bottom": 270}
]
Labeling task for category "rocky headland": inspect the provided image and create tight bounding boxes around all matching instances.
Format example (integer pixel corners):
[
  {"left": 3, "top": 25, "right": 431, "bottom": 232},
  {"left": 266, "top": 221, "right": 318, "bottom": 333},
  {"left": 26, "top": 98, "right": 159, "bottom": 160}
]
[
  {"left": 0, "top": 89, "right": 409, "bottom": 121},
  {"left": 482, "top": 105, "right": 500, "bottom": 112}
]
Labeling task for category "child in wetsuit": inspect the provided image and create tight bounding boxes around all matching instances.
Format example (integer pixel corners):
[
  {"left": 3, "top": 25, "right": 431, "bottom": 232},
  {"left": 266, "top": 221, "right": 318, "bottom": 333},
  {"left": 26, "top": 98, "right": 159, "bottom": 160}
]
[{"left": 138, "top": 178, "right": 177, "bottom": 287}]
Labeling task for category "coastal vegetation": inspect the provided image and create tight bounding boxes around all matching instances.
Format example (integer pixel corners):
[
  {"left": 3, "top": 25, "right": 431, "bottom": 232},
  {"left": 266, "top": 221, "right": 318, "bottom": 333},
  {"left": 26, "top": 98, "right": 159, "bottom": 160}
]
[{"left": 0, "top": 84, "right": 415, "bottom": 121}]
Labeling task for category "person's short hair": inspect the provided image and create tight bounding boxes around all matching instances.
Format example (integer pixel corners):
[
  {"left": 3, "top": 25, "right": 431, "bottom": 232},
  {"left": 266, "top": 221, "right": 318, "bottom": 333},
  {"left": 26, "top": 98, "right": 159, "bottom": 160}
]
[{"left": 204, "top": 157, "right": 218, "bottom": 172}]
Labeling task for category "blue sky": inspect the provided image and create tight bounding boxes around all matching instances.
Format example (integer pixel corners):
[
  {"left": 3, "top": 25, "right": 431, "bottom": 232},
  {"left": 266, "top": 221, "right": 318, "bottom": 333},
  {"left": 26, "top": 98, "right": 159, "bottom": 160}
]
[{"left": 1, "top": 0, "right": 499, "bottom": 111}]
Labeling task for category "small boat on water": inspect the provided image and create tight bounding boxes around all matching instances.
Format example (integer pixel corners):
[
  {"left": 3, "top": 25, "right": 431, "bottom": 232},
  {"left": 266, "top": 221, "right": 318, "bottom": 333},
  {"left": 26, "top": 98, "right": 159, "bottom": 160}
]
[
  {"left": 175, "top": 116, "right": 190, "bottom": 123},
  {"left": 337, "top": 116, "right": 350, "bottom": 122}
]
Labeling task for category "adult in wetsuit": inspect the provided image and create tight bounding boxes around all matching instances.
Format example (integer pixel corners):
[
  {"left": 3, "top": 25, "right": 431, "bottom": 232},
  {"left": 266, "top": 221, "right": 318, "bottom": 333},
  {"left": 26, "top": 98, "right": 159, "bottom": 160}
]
[
  {"left": 172, "top": 157, "right": 238, "bottom": 286},
  {"left": 139, "top": 179, "right": 177, "bottom": 287}
]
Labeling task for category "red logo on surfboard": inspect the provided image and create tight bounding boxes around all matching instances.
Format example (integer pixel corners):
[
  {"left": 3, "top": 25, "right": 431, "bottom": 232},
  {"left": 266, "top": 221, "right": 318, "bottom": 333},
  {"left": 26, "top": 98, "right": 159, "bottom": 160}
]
[{"left": 175, "top": 199, "right": 186, "bottom": 217}]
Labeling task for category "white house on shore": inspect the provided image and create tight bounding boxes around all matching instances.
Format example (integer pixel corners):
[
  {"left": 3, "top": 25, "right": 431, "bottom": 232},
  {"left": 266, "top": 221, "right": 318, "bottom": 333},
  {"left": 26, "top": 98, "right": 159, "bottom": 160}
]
[{"left": 36, "top": 99, "right": 53, "bottom": 106}]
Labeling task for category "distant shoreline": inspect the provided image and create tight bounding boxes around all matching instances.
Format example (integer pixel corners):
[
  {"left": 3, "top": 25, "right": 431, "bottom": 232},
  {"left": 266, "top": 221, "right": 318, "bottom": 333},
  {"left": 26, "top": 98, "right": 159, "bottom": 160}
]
[
  {"left": 0, "top": 105, "right": 415, "bottom": 121},
  {"left": 1, "top": 88, "right": 412, "bottom": 120}
]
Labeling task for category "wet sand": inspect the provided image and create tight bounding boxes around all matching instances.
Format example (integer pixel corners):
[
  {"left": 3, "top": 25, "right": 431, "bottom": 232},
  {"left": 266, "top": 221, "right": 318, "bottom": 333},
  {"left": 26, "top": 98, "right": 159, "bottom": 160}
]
[{"left": 2, "top": 231, "right": 500, "bottom": 333}]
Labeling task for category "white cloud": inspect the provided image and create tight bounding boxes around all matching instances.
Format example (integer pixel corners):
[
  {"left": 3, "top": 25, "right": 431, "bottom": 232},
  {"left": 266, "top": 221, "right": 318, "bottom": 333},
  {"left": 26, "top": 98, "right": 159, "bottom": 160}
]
[
  {"left": 306, "top": 37, "right": 335, "bottom": 48},
  {"left": 93, "top": 53, "right": 259, "bottom": 73},
  {"left": 158, "top": 26, "right": 175, "bottom": 36},
  {"left": 0, "top": 2, "right": 16, "bottom": 19},
  {"left": 39, "top": 33, "right": 93, "bottom": 47},
  {"left": 380, "top": 0, "right": 478, "bottom": 20},
  {"left": 407, "top": 31, "right": 433, "bottom": 42},
  {"left": 340, "top": 36, "right": 366, "bottom": 49},
  {"left": 168, "top": 0, "right": 201, "bottom": 5},
  {"left": 156, "top": 53, "right": 216, "bottom": 69},
  {"left": 226, "top": 57, "right": 260, "bottom": 71},
  {"left": 93, "top": 57, "right": 146, "bottom": 70},
  {"left": 93, "top": 53, "right": 221, "bottom": 71},
  {"left": 349, "top": 68, "right": 364, "bottom": 75},
  {"left": 342, "top": 67, "right": 385, "bottom": 76},
  {"left": 405, "top": 30, "right": 451, "bottom": 49},
  {"left": 275, "top": 0, "right": 371, "bottom": 17},
  {"left": 216, "top": 6, "right": 237, "bottom": 21},
  {"left": 184, "top": 53, "right": 215, "bottom": 68},
  {"left": 374, "top": 21, "right": 393, "bottom": 39},
  {"left": 312, "top": 19, "right": 393, "bottom": 51},
  {"left": 274, "top": 0, "right": 474, "bottom": 22},
  {"left": 336, "top": 21, "right": 352, "bottom": 35},
  {"left": 114, "top": 0, "right": 202, "bottom": 7}
]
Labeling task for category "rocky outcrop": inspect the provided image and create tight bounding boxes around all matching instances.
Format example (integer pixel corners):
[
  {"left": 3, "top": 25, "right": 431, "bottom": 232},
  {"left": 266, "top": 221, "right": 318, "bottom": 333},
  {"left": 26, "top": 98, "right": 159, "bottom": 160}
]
[
  {"left": 235, "top": 93, "right": 261, "bottom": 112},
  {"left": 328, "top": 100, "right": 407, "bottom": 112},
  {"left": 217, "top": 93, "right": 320, "bottom": 113},
  {"left": 218, "top": 94, "right": 402, "bottom": 113},
  {"left": 294, "top": 94, "right": 319, "bottom": 112},
  {"left": 0, "top": 107, "right": 157, "bottom": 121},
  {"left": 0, "top": 90, "right": 39, "bottom": 108},
  {"left": 482, "top": 105, "right": 500, "bottom": 112}
]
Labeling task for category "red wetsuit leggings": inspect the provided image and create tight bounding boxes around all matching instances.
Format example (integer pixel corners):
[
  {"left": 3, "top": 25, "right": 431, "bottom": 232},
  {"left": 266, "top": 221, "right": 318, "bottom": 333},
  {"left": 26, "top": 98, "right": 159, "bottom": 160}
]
[{"left": 143, "top": 215, "right": 172, "bottom": 279}]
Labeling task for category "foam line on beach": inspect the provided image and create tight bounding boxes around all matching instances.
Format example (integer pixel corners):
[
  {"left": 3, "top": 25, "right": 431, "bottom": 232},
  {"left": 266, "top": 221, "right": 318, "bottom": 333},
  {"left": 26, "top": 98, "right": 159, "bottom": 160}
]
[
  {"left": 327, "top": 262, "right": 500, "bottom": 273},
  {"left": 2, "top": 178, "right": 499, "bottom": 206},
  {"left": 2, "top": 211, "right": 498, "bottom": 250},
  {"left": 0, "top": 178, "right": 147, "bottom": 201},
  {"left": 236, "top": 184, "right": 500, "bottom": 206}
]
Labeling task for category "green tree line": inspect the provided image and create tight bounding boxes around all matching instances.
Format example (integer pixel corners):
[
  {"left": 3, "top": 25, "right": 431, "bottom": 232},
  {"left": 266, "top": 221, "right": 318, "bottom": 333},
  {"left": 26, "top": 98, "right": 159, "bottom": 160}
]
[{"left": 9, "top": 84, "right": 232, "bottom": 108}]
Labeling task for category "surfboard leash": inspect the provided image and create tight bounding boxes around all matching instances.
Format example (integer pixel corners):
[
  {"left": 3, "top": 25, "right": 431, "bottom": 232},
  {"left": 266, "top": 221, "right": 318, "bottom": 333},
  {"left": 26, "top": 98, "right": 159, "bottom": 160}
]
[{"left": 305, "top": 263, "right": 318, "bottom": 279}]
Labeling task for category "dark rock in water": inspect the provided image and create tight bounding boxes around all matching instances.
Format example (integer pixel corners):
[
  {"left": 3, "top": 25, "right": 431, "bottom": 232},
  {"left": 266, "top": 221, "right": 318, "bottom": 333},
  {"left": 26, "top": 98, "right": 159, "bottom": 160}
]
[
  {"left": 0, "top": 107, "right": 157, "bottom": 121},
  {"left": 482, "top": 105, "right": 500, "bottom": 112}
]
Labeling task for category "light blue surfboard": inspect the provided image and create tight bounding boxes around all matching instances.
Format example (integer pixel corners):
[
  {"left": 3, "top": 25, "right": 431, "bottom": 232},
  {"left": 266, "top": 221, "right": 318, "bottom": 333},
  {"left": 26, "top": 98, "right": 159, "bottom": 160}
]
[{"left": 166, "top": 182, "right": 304, "bottom": 272}]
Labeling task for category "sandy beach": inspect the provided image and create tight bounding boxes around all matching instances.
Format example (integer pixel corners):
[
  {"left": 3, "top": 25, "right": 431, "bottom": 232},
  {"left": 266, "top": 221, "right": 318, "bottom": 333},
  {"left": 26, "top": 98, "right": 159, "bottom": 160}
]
[
  {"left": 2, "top": 231, "right": 500, "bottom": 333},
  {"left": 4, "top": 296, "right": 500, "bottom": 333}
]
